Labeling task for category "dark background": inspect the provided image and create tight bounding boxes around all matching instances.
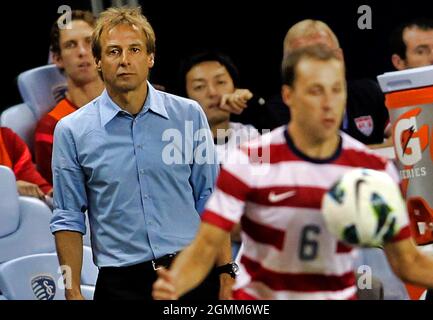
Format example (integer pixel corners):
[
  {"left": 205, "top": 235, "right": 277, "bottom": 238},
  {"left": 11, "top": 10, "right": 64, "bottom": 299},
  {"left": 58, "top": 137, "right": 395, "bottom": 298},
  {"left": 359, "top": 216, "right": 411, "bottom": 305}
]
[{"left": 2, "top": 0, "right": 432, "bottom": 112}]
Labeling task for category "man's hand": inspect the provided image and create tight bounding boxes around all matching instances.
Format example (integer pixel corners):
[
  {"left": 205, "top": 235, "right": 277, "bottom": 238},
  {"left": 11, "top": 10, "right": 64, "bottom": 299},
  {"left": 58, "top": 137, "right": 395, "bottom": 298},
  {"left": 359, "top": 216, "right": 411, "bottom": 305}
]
[
  {"left": 219, "top": 89, "right": 253, "bottom": 114},
  {"left": 219, "top": 273, "right": 235, "bottom": 300},
  {"left": 16, "top": 180, "right": 45, "bottom": 200},
  {"left": 153, "top": 268, "right": 178, "bottom": 300}
]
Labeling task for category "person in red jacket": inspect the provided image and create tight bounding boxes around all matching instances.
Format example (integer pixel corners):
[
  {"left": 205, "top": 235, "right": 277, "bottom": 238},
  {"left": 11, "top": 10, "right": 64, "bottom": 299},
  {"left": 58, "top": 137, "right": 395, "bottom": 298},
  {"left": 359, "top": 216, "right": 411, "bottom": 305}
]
[
  {"left": 34, "top": 10, "right": 104, "bottom": 184},
  {"left": 0, "top": 127, "right": 52, "bottom": 199}
]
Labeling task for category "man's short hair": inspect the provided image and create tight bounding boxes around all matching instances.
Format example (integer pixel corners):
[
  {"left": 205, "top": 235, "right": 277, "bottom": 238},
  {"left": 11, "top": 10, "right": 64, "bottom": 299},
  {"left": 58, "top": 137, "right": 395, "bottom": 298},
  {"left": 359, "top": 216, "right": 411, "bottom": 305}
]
[
  {"left": 50, "top": 10, "right": 96, "bottom": 56},
  {"left": 284, "top": 19, "right": 340, "bottom": 54},
  {"left": 389, "top": 18, "right": 433, "bottom": 59},
  {"left": 177, "top": 51, "right": 240, "bottom": 97},
  {"left": 92, "top": 6, "right": 156, "bottom": 62},
  {"left": 281, "top": 44, "right": 342, "bottom": 87}
]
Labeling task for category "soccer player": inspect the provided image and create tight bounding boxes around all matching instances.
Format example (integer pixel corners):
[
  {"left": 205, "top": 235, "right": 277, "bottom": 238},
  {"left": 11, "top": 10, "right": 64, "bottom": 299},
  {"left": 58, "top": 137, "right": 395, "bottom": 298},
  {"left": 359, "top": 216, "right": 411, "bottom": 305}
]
[{"left": 153, "top": 45, "right": 433, "bottom": 300}]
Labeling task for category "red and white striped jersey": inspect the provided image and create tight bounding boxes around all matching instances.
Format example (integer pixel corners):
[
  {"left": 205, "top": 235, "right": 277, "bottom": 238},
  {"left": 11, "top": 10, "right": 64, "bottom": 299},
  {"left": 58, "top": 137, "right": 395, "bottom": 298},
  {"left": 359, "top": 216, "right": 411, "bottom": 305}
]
[{"left": 202, "top": 126, "right": 411, "bottom": 300}]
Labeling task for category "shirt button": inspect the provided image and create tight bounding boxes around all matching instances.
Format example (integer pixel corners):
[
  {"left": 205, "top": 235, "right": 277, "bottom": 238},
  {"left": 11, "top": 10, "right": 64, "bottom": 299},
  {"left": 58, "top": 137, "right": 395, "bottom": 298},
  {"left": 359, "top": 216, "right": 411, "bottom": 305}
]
[
  {"left": 144, "top": 194, "right": 149, "bottom": 199},
  {"left": 137, "top": 144, "right": 143, "bottom": 149},
  {"left": 154, "top": 246, "right": 159, "bottom": 250},
  {"left": 148, "top": 221, "right": 152, "bottom": 225},
  {"left": 140, "top": 169, "right": 145, "bottom": 174}
]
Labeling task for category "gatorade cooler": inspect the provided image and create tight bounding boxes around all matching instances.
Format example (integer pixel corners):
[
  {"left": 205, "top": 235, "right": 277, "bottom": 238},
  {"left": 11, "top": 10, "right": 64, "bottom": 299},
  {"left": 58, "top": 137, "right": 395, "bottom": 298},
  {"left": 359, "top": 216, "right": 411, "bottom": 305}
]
[{"left": 378, "top": 66, "right": 433, "bottom": 246}]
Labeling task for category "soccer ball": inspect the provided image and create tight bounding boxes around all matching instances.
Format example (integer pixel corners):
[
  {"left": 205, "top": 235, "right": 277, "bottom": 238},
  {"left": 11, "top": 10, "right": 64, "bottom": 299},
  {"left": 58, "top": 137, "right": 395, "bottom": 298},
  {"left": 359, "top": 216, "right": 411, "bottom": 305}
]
[{"left": 322, "top": 168, "right": 407, "bottom": 247}]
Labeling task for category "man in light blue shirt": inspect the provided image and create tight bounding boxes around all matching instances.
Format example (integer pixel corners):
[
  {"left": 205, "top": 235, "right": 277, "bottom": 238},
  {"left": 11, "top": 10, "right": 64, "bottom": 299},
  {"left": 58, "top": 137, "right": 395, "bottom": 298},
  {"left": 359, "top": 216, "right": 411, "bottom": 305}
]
[{"left": 50, "top": 7, "right": 233, "bottom": 300}]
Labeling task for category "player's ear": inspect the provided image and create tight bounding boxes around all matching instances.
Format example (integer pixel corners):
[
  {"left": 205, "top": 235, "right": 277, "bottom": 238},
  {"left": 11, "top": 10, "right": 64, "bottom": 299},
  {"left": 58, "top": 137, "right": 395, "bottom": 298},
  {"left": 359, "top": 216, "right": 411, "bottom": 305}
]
[
  {"left": 52, "top": 52, "right": 63, "bottom": 69},
  {"left": 281, "top": 84, "right": 293, "bottom": 108}
]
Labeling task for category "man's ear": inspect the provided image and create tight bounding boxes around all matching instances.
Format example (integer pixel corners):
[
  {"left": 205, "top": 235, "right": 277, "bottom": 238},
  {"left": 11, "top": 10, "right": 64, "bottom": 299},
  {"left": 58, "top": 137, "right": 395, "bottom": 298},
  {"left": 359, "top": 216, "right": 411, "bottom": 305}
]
[
  {"left": 52, "top": 52, "right": 64, "bottom": 69},
  {"left": 281, "top": 84, "right": 293, "bottom": 108},
  {"left": 148, "top": 53, "right": 155, "bottom": 68},
  {"left": 391, "top": 54, "right": 406, "bottom": 70}
]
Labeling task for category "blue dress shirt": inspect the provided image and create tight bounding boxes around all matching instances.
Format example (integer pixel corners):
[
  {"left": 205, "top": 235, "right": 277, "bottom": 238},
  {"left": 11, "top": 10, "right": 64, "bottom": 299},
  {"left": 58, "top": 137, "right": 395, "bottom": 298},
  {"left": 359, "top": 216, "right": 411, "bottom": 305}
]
[{"left": 50, "top": 83, "right": 218, "bottom": 267}]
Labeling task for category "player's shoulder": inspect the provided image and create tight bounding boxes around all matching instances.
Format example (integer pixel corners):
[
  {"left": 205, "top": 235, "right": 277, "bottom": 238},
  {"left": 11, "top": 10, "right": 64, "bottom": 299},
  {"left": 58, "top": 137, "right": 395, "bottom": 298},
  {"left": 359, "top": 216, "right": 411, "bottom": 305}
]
[{"left": 340, "top": 132, "right": 389, "bottom": 165}]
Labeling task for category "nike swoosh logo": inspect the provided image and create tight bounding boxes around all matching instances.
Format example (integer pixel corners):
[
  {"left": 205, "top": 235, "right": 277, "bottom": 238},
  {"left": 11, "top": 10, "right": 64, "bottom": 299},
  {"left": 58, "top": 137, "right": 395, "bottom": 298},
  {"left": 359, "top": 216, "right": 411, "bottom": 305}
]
[
  {"left": 355, "top": 178, "right": 366, "bottom": 211},
  {"left": 268, "top": 190, "right": 296, "bottom": 203}
]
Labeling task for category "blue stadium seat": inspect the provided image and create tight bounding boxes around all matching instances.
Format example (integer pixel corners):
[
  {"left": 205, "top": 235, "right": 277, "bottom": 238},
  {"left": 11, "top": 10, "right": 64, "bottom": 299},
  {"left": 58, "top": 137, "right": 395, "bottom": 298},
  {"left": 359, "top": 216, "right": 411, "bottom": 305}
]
[
  {"left": 17, "top": 65, "right": 66, "bottom": 120},
  {"left": 0, "top": 103, "right": 37, "bottom": 152},
  {"left": 0, "top": 165, "right": 98, "bottom": 300},
  {"left": 0, "top": 166, "right": 55, "bottom": 263},
  {"left": 0, "top": 253, "right": 95, "bottom": 300}
]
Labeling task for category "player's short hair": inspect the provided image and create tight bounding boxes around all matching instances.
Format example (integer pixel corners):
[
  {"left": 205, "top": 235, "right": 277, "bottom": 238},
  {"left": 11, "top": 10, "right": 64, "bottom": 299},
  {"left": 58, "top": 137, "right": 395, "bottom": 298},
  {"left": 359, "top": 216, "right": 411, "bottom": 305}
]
[
  {"left": 50, "top": 10, "right": 96, "bottom": 56},
  {"left": 281, "top": 44, "right": 343, "bottom": 86},
  {"left": 284, "top": 19, "right": 340, "bottom": 54}
]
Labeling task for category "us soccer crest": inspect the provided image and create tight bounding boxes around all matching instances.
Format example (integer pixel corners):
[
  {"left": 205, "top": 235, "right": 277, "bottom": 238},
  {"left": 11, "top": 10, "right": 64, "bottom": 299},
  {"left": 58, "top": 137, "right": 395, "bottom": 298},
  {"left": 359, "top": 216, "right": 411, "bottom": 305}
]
[
  {"left": 354, "top": 116, "right": 374, "bottom": 137},
  {"left": 31, "top": 275, "right": 56, "bottom": 300}
]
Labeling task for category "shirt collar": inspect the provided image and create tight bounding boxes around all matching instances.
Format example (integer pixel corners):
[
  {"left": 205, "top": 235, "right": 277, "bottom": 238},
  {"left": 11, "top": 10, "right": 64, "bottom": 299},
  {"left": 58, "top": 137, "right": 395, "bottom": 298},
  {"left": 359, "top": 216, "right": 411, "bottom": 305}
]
[{"left": 99, "top": 82, "right": 169, "bottom": 127}]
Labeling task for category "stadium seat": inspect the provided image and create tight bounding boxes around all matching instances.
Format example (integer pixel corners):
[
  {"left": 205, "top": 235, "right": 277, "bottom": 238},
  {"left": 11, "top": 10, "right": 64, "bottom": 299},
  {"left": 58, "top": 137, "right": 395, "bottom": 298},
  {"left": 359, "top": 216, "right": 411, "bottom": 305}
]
[
  {"left": 0, "top": 103, "right": 37, "bottom": 152},
  {"left": 17, "top": 65, "right": 66, "bottom": 120},
  {"left": 0, "top": 165, "right": 98, "bottom": 300},
  {"left": 0, "top": 253, "right": 95, "bottom": 300},
  {"left": 0, "top": 166, "right": 55, "bottom": 263}
]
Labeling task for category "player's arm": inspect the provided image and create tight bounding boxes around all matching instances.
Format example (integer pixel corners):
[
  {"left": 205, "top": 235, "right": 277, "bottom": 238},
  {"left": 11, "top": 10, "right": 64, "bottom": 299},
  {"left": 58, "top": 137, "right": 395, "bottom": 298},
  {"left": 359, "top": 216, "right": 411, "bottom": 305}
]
[
  {"left": 384, "top": 238, "right": 433, "bottom": 288},
  {"left": 153, "top": 222, "right": 229, "bottom": 300}
]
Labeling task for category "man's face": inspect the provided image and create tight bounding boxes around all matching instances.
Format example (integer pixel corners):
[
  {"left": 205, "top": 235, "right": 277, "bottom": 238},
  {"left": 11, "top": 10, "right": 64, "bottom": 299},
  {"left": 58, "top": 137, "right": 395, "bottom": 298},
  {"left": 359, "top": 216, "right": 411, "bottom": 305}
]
[
  {"left": 185, "top": 61, "right": 234, "bottom": 125},
  {"left": 98, "top": 23, "right": 154, "bottom": 93},
  {"left": 55, "top": 20, "right": 99, "bottom": 85},
  {"left": 400, "top": 27, "right": 433, "bottom": 69},
  {"left": 283, "top": 58, "right": 347, "bottom": 143}
]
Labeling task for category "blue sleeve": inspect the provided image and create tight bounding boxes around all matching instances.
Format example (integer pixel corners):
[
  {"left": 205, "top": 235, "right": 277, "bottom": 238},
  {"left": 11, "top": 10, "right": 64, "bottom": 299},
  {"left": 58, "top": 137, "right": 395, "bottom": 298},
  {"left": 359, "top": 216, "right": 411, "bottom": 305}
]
[
  {"left": 189, "top": 102, "right": 219, "bottom": 215},
  {"left": 50, "top": 120, "right": 87, "bottom": 235}
]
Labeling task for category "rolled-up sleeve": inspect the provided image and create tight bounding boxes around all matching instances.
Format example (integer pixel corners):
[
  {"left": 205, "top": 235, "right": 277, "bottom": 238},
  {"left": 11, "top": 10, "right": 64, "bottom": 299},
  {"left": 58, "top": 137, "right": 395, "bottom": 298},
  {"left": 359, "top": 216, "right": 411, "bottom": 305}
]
[
  {"left": 50, "top": 120, "right": 87, "bottom": 235},
  {"left": 189, "top": 103, "right": 219, "bottom": 214}
]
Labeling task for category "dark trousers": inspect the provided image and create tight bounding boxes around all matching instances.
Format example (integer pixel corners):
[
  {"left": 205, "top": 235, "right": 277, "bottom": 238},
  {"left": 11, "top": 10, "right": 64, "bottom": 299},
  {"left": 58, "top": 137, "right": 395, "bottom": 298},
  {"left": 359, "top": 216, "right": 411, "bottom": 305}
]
[{"left": 93, "top": 259, "right": 220, "bottom": 300}]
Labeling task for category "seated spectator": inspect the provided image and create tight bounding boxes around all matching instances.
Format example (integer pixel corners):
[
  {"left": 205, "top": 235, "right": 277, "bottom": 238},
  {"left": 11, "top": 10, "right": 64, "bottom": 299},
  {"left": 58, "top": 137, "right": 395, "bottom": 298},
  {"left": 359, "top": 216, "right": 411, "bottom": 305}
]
[
  {"left": 178, "top": 51, "right": 261, "bottom": 164},
  {"left": 35, "top": 10, "right": 104, "bottom": 184},
  {"left": 390, "top": 18, "right": 433, "bottom": 70},
  {"left": 178, "top": 51, "right": 261, "bottom": 259},
  {"left": 0, "top": 127, "right": 51, "bottom": 199}
]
